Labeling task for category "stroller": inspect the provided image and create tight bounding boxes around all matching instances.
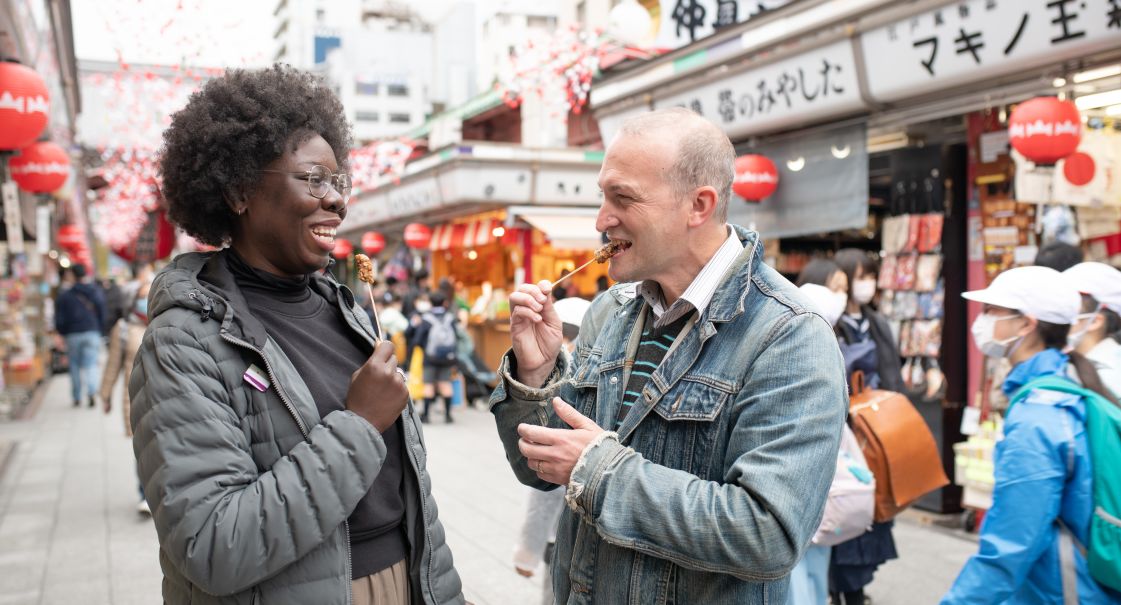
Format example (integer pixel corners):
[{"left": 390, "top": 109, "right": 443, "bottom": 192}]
[{"left": 455, "top": 327, "right": 497, "bottom": 407}]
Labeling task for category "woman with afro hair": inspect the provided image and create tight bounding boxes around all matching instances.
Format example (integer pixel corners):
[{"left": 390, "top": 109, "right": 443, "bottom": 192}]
[{"left": 130, "top": 65, "right": 464, "bottom": 605}]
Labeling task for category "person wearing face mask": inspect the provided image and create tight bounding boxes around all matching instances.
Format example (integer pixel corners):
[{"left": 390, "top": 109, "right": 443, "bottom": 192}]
[
  {"left": 800, "top": 257, "right": 901, "bottom": 605},
  {"left": 943, "top": 266, "right": 1120, "bottom": 604},
  {"left": 1062, "top": 262, "right": 1121, "bottom": 399}
]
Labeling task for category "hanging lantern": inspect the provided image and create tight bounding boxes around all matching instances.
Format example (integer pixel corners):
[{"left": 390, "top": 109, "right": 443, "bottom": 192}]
[
  {"left": 56, "top": 223, "right": 85, "bottom": 249},
  {"left": 361, "top": 231, "right": 386, "bottom": 255},
  {"left": 733, "top": 154, "right": 779, "bottom": 202},
  {"left": 9, "top": 141, "right": 70, "bottom": 193},
  {"left": 403, "top": 223, "right": 432, "bottom": 249},
  {"left": 332, "top": 238, "right": 353, "bottom": 258},
  {"left": 0, "top": 62, "right": 50, "bottom": 150},
  {"left": 1007, "top": 97, "right": 1081, "bottom": 165},
  {"left": 111, "top": 209, "right": 176, "bottom": 262}
]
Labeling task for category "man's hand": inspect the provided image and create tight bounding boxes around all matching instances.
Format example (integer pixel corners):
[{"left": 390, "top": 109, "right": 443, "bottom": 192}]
[
  {"left": 518, "top": 397, "right": 605, "bottom": 485},
  {"left": 508, "top": 280, "right": 563, "bottom": 388}
]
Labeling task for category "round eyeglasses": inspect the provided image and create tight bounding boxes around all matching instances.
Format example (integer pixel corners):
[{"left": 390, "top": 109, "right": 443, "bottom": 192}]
[{"left": 259, "top": 164, "right": 352, "bottom": 203}]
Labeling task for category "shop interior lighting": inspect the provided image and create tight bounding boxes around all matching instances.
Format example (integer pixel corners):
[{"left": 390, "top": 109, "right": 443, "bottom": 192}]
[
  {"left": 786, "top": 156, "right": 805, "bottom": 172},
  {"left": 467, "top": 250, "right": 478, "bottom": 261},
  {"left": 830, "top": 144, "right": 851, "bottom": 159},
  {"left": 1052, "top": 77, "right": 1067, "bottom": 88},
  {"left": 1075, "top": 88, "right": 1121, "bottom": 111},
  {"left": 1106, "top": 104, "right": 1121, "bottom": 117},
  {"left": 492, "top": 226, "right": 505, "bottom": 238},
  {"left": 867, "top": 132, "right": 911, "bottom": 153},
  {"left": 1072, "top": 64, "right": 1121, "bottom": 83},
  {"left": 59, "top": 257, "right": 71, "bottom": 268}
]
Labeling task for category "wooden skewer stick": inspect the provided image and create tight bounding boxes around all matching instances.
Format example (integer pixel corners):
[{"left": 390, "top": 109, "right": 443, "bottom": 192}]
[
  {"left": 364, "top": 282, "right": 385, "bottom": 341},
  {"left": 551, "top": 256, "right": 597, "bottom": 289}
]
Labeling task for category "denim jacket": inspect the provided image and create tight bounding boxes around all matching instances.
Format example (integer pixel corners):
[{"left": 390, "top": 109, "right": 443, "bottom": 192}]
[{"left": 490, "top": 225, "right": 848, "bottom": 604}]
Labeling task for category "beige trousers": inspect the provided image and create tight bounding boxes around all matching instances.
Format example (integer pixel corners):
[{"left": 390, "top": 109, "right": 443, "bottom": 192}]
[{"left": 351, "top": 559, "right": 409, "bottom": 605}]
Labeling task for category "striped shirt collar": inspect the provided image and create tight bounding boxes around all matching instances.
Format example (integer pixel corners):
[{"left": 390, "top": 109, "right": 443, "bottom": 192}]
[{"left": 637, "top": 226, "right": 744, "bottom": 328}]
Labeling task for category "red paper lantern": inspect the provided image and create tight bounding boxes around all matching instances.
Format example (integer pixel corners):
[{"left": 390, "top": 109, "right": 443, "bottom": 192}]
[
  {"left": 1062, "top": 151, "right": 1095, "bottom": 186},
  {"left": 332, "top": 238, "right": 353, "bottom": 258},
  {"left": 361, "top": 231, "right": 386, "bottom": 255},
  {"left": 403, "top": 223, "right": 432, "bottom": 249},
  {"left": 0, "top": 62, "right": 50, "bottom": 150},
  {"left": 1007, "top": 97, "right": 1082, "bottom": 165},
  {"left": 56, "top": 224, "right": 85, "bottom": 249},
  {"left": 9, "top": 141, "right": 70, "bottom": 193},
  {"left": 733, "top": 155, "right": 779, "bottom": 202}
]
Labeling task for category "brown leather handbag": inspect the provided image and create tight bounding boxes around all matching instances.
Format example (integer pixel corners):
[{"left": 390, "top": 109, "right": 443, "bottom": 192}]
[{"left": 848, "top": 372, "right": 949, "bottom": 522}]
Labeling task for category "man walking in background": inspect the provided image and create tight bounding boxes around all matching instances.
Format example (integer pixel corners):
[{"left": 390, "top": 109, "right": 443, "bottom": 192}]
[{"left": 54, "top": 264, "right": 106, "bottom": 408}]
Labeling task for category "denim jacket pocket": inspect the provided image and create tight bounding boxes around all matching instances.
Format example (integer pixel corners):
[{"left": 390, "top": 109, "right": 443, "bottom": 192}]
[{"left": 653, "top": 376, "right": 733, "bottom": 422}]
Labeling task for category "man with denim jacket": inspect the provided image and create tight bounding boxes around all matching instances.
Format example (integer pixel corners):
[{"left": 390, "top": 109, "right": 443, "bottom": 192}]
[{"left": 490, "top": 108, "right": 849, "bottom": 604}]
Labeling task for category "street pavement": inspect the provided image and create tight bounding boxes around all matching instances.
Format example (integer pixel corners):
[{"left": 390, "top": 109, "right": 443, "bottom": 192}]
[{"left": 0, "top": 373, "right": 977, "bottom": 604}]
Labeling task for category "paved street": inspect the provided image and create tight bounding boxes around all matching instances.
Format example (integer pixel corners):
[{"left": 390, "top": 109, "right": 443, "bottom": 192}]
[{"left": 0, "top": 373, "right": 977, "bottom": 604}]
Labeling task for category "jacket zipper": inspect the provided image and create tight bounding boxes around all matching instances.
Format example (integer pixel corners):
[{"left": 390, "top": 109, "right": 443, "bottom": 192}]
[
  {"left": 402, "top": 414, "right": 434, "bottom": 599},
  {"left": 217, "top": 331, "right": 355, "bottom": 603}
]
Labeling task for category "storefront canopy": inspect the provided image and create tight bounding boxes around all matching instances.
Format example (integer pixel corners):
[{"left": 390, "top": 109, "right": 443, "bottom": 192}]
[
  {"left": 430, "top": 218, "right": 501, "bottom": 251},
  {"left": 509, "top": 206, "right": 601, "bottom": 250}
]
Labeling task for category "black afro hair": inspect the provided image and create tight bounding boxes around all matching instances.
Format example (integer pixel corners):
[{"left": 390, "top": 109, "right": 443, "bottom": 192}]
[{"left": 159, "top": 64, "right": 352, "bottom": 247}]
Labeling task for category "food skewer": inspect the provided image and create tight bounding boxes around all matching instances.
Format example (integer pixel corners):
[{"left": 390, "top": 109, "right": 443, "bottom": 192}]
[
  {"left": 551, "top": 240, "right": 630, "bottom": 289},
  {"left": 355, "top": 253, "right": 384, "bottom": 340}
]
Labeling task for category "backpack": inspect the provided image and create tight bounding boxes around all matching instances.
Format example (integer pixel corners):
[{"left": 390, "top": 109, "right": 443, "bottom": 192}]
[
  {"left": 1009, "top": 376, "right": 1121, "bottom": 593},
  {"left": 813, "top": 424, "right": 876, "bottom": 546},
  {"left": 422, "top": 311, "right": 457, "bottom": 366},
  {"left": 848, "top": 371, "right": 949, "bottom": 522}
]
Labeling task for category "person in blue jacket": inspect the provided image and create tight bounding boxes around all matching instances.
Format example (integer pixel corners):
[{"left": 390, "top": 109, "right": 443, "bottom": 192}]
[{"left": 943, "top": 265, "right": 1121, "bottom": 604}]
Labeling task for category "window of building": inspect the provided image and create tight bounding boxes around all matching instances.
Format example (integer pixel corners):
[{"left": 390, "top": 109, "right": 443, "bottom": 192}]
[
  {"left": 355, "top": 81, "right": 379, "bottom": 95},
  {"left": 356, "top": 111, "right": 379, "bottom": 122},
  {"left": 527, "top": 16, "right": 556, "bottom": 30},
  {"left": 388, "top": 113, "right": 411, "bottom": 124},
  {"left": 387, "top": 84, "right": 409, "bottom": 97}
]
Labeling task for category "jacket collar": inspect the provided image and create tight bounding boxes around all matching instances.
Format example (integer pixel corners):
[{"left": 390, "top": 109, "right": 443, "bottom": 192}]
[
  {"left": 701, "top": 224, "right": 761, "bottom": 324},
  {"left": 150, "top": 250, "right": 351, "bottom": 350},
  {"left": 1003, "top": 348, "right": 1069, "bottom": 398}
]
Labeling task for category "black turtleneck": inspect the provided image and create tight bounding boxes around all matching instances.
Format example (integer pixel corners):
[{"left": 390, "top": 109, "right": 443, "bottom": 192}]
[{"left": 226, "top": 250, "right": 407, "bottom": 579}]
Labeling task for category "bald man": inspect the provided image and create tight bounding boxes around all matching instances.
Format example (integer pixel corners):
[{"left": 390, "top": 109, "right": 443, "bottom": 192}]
[{"left": 490, "top": 108, "right": 849, "bottom": 604}]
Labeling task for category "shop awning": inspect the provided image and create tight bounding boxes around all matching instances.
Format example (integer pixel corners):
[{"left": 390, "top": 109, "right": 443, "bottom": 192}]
[
  {"left": 430, "top": 218, "right": 501, "bottom": 251},
  {"left": 510, "top": 206, "right": 601, "bottom": 250}
]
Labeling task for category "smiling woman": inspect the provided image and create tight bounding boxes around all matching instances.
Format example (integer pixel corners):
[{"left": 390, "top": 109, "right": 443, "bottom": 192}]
[{"left": 131, "top": 65, "right": 465, "bottom": 605}]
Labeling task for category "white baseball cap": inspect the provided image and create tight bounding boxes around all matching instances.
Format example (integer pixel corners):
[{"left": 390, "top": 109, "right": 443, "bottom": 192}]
[
  {"left": 962, "top": 265, "right": 1081, "bottom": 324},
  {"left": 553, "top": 297, "right": 592, "bottom": 328},
  {"left": 1063, "top": 262, "right": 1121, "bottom": 315}
]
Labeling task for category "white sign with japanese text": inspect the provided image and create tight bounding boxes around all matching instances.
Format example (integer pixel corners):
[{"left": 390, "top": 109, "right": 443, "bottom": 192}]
[
  {"left": 653, "top": 39, "right": 865, "bottom": 139},
  {"left": 861, "top": 0, "right": 1121, "bottom": 103},
  {"left": 2, "top": 182, "right": 24, "bottom": 255},
  {"left": 651, "top": 0, "right": 795, "bottom": 50}
]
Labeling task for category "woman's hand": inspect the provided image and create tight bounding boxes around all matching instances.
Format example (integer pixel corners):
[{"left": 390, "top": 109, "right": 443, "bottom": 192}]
[
  {"left": 345, "top": 340, "right": 409, "bottom": 432},
  {"left": 508, "top": 280, "right": 563, "bottom": 388}
]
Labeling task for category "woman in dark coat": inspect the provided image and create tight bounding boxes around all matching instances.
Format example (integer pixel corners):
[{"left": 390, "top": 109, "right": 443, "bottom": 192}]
[{"left": 829, "top": 249, "right": 904, "bottom": 605}]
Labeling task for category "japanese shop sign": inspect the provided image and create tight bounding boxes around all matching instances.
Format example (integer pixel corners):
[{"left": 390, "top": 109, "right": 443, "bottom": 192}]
[
  {"left": 653, "top": 39, "right": 864, "bottom": 139},
  {"left": 861, "top": 0, "right": 1121, "bottom": 103},
  {"left": 652, "top": 0, "right": 796, "bottom": 49}
]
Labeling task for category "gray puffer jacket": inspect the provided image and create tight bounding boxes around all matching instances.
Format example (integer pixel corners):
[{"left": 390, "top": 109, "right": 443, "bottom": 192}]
[{"left": 130, "top": 251, "right": 464, "bottom": 605}]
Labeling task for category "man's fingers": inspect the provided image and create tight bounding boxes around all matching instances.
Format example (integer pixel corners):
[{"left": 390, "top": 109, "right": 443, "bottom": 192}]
[
  {"left": 510, "top": 305, "right": 543, "bottom": 324},
  {"left": 518, "top": 438, "right": 552, "bottom": 462},
  {"left": 517, "top": 422, "right": 560, "bottom": 445},
  {"left": 553, "top": 397, "right": 596, "bottom": 430},
  {"left": 509, "top": 291, "right": 543, "bottom": 313}
]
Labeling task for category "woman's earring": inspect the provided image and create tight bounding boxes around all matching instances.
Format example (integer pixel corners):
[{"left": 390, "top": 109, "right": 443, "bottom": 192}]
[{"left": 238, "top": 208, "right": 246, "bottom": 215}]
